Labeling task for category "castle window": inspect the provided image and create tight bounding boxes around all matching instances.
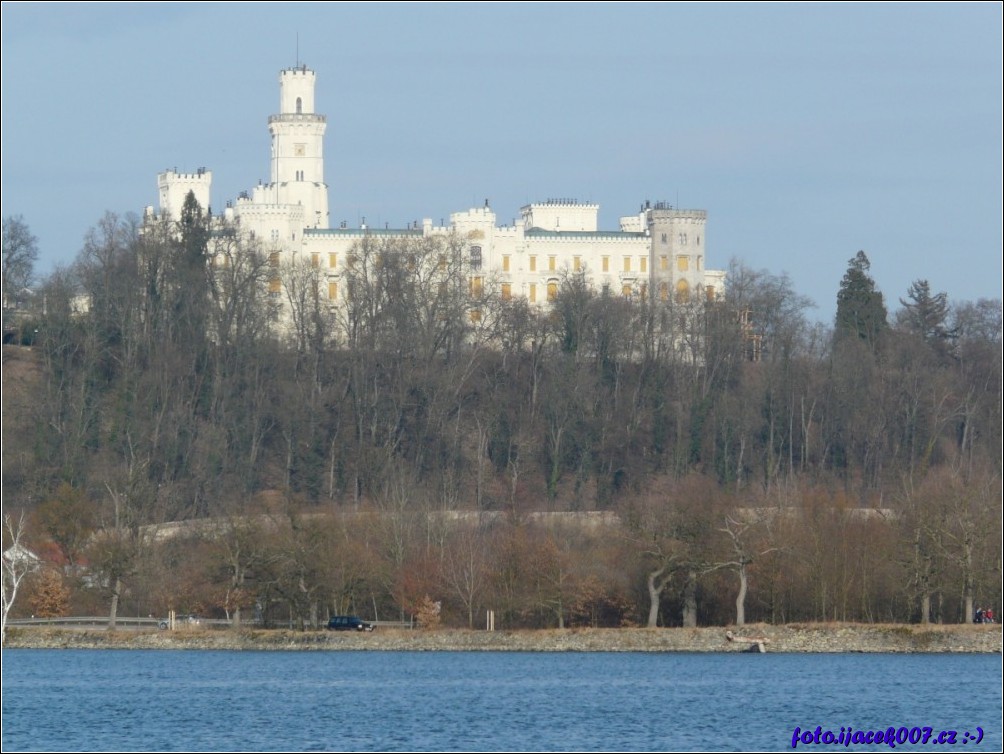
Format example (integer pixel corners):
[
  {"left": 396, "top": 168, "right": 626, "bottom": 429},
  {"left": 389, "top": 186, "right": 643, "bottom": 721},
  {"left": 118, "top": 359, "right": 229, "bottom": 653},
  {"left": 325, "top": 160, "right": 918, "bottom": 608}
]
[
  {"left": 328, "top": 281, "right": 338, "bottom": 300},
  {"left": 676, "top": 279, "right": 691, "bottom": 303},
  {"left": 502, "top": 255, "right": 510, "bottom": 272},
  {"left": 622, "top": 284, "right": 632, "bottom": 298},
  {"left": 501, "top": 283, "right": 512, "bottom": 300},
  {"left": 573, "top": 256, "right": 581, "bottom": 272},
  {"left": 329, "top": 253, "right": 338, "bottom": 269},
  {"left": 677, "top": 255, "right": 689, "bottom": 272},
  {"left": 470, "top": 276, "right": 483, "bottom": 297},
  {"left": 660, "top": 255, "right": 669, "bottom": 271},
  {"left": 602, "top": 256, "right": 609, "bottom": 272},
  {"left": 296, "top": 97, "right": 302, "bottom": 114},
  {"left": 311, "top": 253, "right": 319, "bottom": 268},
  {"left": 470, "top": 245, "right": 482, "bottom": 271},
  {"left": 661, "top": 233, "right": 668, "bottom": 244},
  {"left": 640, "top": 257, "right": 647, "bottom": 273},
  {"left": 623, "top": 257, "right": 631, "bottom": 272},
  {"left": 529, "top": 283, "right": 537, "bottom": 303},
  {"left": 547, "top": 282, "right": 558, "bottom": 302},
  {"left": 529, "top": 255, "right": 537, "bottom": 272},
  {"left": 660, "top": 282, "right": 669, "bottom": 301},
  {"left": 548, "top": 255, "right": 556, "bottom": 272}
]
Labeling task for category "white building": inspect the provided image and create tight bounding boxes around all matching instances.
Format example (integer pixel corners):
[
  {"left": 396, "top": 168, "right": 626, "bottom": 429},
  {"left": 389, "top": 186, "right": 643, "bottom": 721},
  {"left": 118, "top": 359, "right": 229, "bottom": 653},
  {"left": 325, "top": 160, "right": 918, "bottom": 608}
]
[{"left": 149, "top": 65, "right": 724, "bottom": 310}]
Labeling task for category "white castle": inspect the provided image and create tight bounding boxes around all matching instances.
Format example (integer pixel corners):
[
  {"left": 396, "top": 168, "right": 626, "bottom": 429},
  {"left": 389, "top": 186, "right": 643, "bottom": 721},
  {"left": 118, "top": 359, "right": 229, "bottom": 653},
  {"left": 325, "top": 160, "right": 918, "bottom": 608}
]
[{"left": 148, "top": 65, "right": 724, "bottom": 311}]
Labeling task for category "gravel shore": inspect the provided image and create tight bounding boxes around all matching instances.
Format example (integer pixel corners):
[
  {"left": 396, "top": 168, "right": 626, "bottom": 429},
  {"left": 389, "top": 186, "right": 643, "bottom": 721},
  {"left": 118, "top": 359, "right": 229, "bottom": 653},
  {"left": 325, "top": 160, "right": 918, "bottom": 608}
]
[{"left": 5, "top": 623, "right": 1000, "bottom": 653}]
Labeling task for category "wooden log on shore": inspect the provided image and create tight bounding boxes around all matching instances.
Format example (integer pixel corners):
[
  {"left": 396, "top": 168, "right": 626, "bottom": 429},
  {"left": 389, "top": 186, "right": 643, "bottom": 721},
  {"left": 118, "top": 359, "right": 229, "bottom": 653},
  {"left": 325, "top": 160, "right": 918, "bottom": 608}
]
[{"left": 725, "top": 630, "right": 769, "bottom": 652}]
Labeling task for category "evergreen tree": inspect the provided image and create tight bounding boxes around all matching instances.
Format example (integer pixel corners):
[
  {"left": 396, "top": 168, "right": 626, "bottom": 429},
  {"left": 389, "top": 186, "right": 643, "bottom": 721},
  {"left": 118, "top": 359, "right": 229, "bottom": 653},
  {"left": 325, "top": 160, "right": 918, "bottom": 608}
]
[
  {"left": 171, "top": 191, "right": 211, "bottom": 348},
  {"left": 834, "top": 250, "right": 887, "bottom": 349},
  {"left": 898, "top": 279, "right": 954, "bottom": 352}
]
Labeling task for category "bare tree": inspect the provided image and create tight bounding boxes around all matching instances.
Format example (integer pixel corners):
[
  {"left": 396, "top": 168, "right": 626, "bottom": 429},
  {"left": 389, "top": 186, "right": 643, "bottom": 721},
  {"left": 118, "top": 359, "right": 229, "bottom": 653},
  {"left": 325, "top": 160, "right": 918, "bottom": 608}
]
[
  {"left": 2, "top": 511, "right": 37, "bottom": 643},
  {"left": 2, "top": 215, "right": 39, "bottom": 312},
  {"left": 441, "top": 518, "right": 492, "bottom": 628},
  {"left": 715, "top": 512, "right": 779, "bottom": 626}
]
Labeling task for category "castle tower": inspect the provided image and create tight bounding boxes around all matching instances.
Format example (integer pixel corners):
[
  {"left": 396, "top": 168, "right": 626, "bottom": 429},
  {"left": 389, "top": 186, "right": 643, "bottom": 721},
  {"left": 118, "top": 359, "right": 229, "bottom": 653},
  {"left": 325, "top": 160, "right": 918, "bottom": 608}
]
[
  {"left": 268, "top": 65, "right": 329, "bottom": 229},
  {"left": 647, "top": 203, "right": 709, "bottom": 304},
  {"left": 157, "top": 168, "right": 212, "bottom": 221}
]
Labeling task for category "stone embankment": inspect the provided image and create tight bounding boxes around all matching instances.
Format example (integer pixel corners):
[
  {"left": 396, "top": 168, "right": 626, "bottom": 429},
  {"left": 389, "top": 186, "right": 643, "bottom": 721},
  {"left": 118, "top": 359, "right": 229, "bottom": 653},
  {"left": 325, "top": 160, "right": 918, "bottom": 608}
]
[{"left": 5, "top": 623, "right": 1000, "bottom": 653}]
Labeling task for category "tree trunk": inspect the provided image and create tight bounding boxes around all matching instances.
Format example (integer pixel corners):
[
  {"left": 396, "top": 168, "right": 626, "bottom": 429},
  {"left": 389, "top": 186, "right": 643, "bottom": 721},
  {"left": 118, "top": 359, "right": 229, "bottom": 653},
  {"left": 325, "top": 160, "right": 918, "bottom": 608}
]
[
  {"left": 646, "top": 568, "right": 666, "bottom": 628},
  {"left": 735, "top": 565, "right": 748, "bottom": 626},
  {"left": 108, "top": 576, "right": 122, "bottom": 630},
  {"left": 682, "top": 570, "right": 698, "bottom": 628},
  {"left": 963, "top": 535, "right": 974, "bottom": 625},
  {"left": 920, "top": 592, "right": 931, "bottom": 625}
]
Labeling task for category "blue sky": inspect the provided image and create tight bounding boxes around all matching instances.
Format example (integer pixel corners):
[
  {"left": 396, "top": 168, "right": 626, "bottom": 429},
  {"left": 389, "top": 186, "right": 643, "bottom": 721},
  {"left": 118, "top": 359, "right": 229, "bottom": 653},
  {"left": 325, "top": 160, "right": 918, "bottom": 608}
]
[{"left": 2, "top": 2, "right": 1001, "bottom": 323}]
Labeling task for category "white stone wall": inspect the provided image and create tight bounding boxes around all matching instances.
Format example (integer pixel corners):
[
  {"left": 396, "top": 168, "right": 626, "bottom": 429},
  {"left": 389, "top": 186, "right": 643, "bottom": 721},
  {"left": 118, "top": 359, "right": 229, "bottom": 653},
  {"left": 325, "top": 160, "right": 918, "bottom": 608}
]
[
  {"left": 521, "top": 201, "right": 599, "bottom": 232},
  {"left": 234, "top": 197, "right": 305, "bottom": 253}
]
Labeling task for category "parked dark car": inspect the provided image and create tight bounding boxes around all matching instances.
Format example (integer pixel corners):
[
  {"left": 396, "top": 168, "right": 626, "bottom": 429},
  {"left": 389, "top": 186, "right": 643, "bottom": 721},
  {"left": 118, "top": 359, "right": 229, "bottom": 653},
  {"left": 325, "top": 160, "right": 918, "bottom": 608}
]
[
  {"left": 158, "top": 614, "right": 201, "bottom": 629},
  {"left": 327, "top": 615, "right": 375, "bottom": 632}
]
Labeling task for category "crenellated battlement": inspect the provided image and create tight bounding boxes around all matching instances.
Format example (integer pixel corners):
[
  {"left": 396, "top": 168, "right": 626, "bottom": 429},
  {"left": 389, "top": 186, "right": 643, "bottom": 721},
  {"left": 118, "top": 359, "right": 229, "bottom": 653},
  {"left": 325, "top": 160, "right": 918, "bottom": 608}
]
[
  {"left": 536, "top": 198, "right": 596, "bottom": 207},
  {"left": 648, "top": 202, "right": 707, "bottom": 222},
  {"left": 158, "top": 168, "right": 211, "bottom": 184},
  {"left": 268, "top": 113, "right": 326, "bottom": 125}
]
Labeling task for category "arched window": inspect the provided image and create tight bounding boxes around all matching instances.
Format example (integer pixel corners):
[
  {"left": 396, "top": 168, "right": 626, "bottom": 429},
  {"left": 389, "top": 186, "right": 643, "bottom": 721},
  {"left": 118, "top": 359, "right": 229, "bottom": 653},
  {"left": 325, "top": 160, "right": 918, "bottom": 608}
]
[
  {"left": 470, "top": 245, "right": 482, "bottom": 271},
  {"left": 675, "top": 279, "right": 691, "bottom": 304},
  {"left": 547, "top": 282, "right": 558, "bottom": 301},
  {"left": 296, "top": 97, "right": 302, "bottom": 114}
]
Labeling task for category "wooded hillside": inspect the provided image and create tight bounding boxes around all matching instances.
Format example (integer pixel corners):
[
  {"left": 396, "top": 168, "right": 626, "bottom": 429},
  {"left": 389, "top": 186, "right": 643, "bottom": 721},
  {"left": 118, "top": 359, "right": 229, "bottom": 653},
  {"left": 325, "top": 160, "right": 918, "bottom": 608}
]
[{"left": 3, "top": 209, "right": 1001, "bottom": 629}]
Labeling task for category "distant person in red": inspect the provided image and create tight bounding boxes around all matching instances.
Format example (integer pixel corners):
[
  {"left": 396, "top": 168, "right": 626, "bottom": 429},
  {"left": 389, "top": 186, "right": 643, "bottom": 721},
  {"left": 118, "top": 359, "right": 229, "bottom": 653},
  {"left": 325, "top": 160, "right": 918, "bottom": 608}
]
[{"left": 985, "top": 608, "right": 994, "bottom": 623}]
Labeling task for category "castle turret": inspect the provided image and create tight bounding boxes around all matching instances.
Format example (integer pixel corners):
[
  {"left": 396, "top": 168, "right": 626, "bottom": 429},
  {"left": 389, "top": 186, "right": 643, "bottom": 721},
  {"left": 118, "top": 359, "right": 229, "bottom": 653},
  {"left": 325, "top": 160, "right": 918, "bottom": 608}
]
[
  {"left": 267, "top": 65, "right": 329, "bottom": 229},
  {"left": 157, "top": 168, "right": 212, "bottom": 221}
]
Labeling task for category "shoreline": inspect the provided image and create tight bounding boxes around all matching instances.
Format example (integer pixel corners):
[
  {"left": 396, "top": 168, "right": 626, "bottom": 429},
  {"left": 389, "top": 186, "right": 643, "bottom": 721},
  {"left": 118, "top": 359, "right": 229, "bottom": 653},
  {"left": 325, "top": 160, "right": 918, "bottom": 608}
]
[{"left": 4, "top": 623, "right": 1001, "bottom": 653}]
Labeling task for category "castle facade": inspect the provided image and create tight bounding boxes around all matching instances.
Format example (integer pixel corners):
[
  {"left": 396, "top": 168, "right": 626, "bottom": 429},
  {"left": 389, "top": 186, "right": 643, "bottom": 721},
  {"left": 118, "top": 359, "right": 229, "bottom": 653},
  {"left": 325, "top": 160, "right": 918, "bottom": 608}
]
[{"left": 148, "top": 66, "right": 724, "bottom": 309}]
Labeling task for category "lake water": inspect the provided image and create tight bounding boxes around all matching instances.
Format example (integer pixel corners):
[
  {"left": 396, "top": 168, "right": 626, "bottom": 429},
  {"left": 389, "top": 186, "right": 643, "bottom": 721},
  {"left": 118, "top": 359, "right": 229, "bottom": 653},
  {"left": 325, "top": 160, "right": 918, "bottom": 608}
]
[{"left": 2, "top": 650, "right": 1000, "bottom": 752}]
